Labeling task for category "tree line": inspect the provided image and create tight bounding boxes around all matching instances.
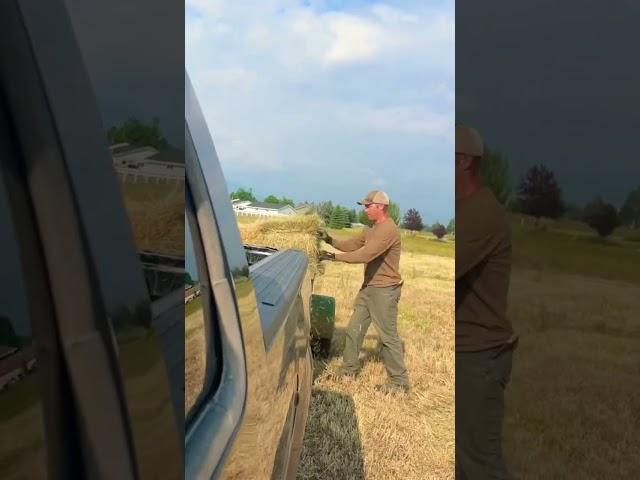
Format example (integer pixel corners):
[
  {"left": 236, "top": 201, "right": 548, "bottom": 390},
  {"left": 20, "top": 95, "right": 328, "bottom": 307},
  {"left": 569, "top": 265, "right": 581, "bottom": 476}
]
[
  {"left": 230, "top": 187, "right": 455, "bottom": 237},
  {"left": 480, "top": 148, "right": 640, "bottom": 238}
]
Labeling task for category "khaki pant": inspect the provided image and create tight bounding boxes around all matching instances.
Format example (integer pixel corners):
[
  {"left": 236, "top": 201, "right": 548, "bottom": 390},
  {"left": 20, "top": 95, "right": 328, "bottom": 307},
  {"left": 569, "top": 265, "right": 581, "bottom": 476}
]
[
  {"left": 456, "top": 346, "right": 514, "bottom": 480},
  {"left": 342, "top": 284, "right": 409, "bottom": 386}
]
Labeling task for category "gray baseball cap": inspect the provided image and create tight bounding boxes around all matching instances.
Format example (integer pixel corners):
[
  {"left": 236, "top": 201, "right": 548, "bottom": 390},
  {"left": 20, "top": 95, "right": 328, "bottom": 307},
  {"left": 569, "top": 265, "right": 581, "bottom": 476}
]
[{"left": 357, "top": 190, "right": 390, "bottom": 206}]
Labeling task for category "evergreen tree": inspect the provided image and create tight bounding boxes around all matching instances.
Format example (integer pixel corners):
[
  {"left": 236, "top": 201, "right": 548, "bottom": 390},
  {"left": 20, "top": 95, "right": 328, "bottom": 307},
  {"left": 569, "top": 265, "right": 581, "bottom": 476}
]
[{"left": 403, "top": 208, "right": 424, "bottom": 231}]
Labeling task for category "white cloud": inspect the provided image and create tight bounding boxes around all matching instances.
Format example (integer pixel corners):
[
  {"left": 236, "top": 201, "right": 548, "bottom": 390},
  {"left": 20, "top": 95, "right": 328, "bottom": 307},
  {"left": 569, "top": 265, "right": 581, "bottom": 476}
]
[
  {"left": 371, "top": 4, "right": 420, "bottom": 24},
  {"left": 199, "top": 68, "right": 257, "bottom": 88},
  {"left": 185, "top": 0, "right": 225, "bottom": 18},
  {"left": 186, "top": 0, "right": 454, "bottom": 219},
  {"left": 323, "top": 15, "right": 388, "bottom": 66},
  {"left": 335, "top": 103, "right": 452, "bottom": 138}
]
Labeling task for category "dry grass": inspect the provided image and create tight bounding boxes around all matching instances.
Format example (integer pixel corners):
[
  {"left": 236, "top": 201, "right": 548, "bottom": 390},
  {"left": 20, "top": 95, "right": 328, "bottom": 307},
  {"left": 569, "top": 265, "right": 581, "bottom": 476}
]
[
  {"left": 502, "top": 219, "right": 640, "bottom": 479},
  {"left": 120, "top": 181, "right": 184, "bottom": 256},
  {"left": 0, "top": 381, "right": 47, "bottom": 479},
  {"left": 298, "top": 238, "right": 455, "bottom": 480},
  {"left": 185, "top": 215, "right": 455, "bottom": 478},
  {"left": 184, "top": 300, "right": 206, "bottom": 415},
  {"left": 504, "top": 268, "right": 640, "bottom": 479}
]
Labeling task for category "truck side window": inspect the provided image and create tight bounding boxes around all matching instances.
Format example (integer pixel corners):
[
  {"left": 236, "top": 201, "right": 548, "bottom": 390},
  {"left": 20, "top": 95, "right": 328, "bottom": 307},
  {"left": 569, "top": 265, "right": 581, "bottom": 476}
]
[
  {"left": 66, "top": 1, "right": 185, "bottom": 304},
  {"left": 185, "top": 210, "right": 222, "bottom": 418},
  {"left": 65, "top": 0, "right": 185, "bottom": 429},
  {"left": 0, "top": 157, "right": 48, "bottom": 477},
  {"left": 185, "top": 215, "right": 205, "bottom": 415}
]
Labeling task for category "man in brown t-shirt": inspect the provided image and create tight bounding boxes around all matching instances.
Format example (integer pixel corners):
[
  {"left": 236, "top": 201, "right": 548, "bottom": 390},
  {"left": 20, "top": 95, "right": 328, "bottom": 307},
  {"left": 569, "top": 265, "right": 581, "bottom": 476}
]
[
  {"left": 318, "top": 190, "right": 409, "bottom": 393},
  {"left": 455, "top": 125, "right": 518, "bottom": 479}
]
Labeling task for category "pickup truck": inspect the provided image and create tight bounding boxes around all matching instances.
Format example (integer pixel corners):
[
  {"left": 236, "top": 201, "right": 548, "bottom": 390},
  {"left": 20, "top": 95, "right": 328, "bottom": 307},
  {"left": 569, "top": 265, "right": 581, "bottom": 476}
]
[
  {"left": 1, "top": 0, "right": 327, "bottom": 478},
  {"left": 185, "top": 73, "right": 322, "bottom": 479}
]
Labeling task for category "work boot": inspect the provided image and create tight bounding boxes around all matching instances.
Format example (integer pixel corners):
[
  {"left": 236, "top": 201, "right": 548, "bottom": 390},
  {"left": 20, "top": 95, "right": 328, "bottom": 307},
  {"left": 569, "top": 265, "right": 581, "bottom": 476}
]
[{"left": 374, "top": 382, "right": 410, "bottom": 395}]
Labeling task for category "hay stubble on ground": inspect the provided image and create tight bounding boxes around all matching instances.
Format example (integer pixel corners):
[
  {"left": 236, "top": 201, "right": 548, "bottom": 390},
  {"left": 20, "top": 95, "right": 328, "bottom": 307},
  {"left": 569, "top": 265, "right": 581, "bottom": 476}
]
[
  {"left": 297, "top": 228, "right": 455, "bottom": 480},
  {"left": 231, "top": 216, "right": 454, "bottom": 479},
  {"left": 504, "top": 220, "right": 640, "bottom": 479}
]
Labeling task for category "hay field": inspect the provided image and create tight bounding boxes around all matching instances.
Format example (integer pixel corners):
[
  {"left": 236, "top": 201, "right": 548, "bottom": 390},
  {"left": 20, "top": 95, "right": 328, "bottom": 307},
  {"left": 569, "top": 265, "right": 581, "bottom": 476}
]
[
  {"left": 0, "top": 378, "right": 47, "bottom": 479},
  {"left": 189, "top": 214, "right": 455, "bottom": 478},
  {"left": 185, "top": 297, "right": 206, "bottom": 415},
  {"left": 235, "top": 218, "right": 454, "bottom": 480},
  {"left": 119, "top": 181, "right": 184, "bottom": 256},
  {"left": 294, "top": 226, "right": 455, "bottom": 480},
  {"left": 503, "top": 219, "right": 640, "bottom": 479}
]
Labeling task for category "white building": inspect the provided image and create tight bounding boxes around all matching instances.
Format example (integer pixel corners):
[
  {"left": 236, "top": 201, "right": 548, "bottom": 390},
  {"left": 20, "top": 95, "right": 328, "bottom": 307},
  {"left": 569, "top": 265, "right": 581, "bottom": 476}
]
[
  {"left": 111, "top": 143, "right": 184, "bottom": 186},
  {"left": 232, "top": 199, "right": 296, "bottom": 217}
]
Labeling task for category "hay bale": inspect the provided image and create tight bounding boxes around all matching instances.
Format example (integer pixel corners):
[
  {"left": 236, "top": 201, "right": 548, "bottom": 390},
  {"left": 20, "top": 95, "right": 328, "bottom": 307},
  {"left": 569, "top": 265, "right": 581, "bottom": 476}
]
[{"left": 239, "top": 214, "right": 325, "bottom": 275}]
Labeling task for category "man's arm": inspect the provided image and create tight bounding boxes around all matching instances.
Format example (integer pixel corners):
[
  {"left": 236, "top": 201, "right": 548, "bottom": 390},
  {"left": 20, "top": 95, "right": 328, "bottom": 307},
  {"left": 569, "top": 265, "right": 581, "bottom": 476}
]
[
  {"left": 455, "top": 232, "right": 498, "bottom": 280},
  {"left": 335, "top": 226, "right": 395, "bottom": 264},
  {"left": 330, "top": 231, "right": 366, "bottom": 252}
]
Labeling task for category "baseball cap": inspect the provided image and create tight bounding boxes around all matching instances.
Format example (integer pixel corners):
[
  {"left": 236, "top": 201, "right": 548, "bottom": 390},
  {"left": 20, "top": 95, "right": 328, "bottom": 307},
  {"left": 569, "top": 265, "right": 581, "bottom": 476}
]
[
  {"left": 455, "top": 124, "right": 484, "bottom": 157},
  {"left": 357, "top": 190, "right": 390, "bottom": 206}
]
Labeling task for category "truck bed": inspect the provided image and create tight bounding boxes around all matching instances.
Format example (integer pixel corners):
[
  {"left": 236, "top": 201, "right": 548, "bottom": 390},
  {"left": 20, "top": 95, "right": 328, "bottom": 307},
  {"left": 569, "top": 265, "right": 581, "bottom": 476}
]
[{"left": 250, "top": 249, "right": 308, "bottom": 350}]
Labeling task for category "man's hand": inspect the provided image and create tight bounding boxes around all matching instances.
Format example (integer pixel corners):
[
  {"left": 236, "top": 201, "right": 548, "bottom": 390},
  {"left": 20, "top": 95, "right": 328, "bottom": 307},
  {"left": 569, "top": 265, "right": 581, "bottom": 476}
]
[
  {"left": 317, "top": 229, "right": 332, "bottom": 244},
  {"left": 318, "top": 250, "right": 336, "bottom": 262}
]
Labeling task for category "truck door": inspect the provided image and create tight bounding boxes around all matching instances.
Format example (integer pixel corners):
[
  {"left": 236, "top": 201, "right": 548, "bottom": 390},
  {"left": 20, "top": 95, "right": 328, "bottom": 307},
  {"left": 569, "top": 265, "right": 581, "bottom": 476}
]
[
  {"left": 185, "top": 73, "right": 304, "bottom": 479},
  {"left": 1, "top": 0, "right": 184, "bottom": 477}
]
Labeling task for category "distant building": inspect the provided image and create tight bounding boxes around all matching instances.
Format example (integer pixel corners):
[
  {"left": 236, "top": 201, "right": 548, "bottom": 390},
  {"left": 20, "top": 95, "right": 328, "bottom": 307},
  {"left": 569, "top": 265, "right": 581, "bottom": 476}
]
[
  {"left": 0, "top": 344, "right": 37, "bottom": 391},
  {"left": 185, "top": 283, "right": 201, "bottom": 304},
  {"left": 232, "top": 200, "right": 296, "bottom": 217},
  {"left": 110, "top": 143, "right": 184, "bottom": 186}
]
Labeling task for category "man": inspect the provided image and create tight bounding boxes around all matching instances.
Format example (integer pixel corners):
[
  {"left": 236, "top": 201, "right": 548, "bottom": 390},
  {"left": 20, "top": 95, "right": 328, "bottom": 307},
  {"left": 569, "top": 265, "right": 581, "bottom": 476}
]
[
  {"left": 318, "top": 190, "right": 410, "bottom": 394},
  {"left": 455, "top": 124, "right": 518, "bottom": 479}
]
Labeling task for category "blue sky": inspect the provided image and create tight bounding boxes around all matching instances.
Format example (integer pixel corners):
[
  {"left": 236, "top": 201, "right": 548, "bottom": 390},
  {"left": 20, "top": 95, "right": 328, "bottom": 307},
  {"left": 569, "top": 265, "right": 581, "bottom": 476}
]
[{"left": 186, "top": 0, "right": 454, "bottom": 224}]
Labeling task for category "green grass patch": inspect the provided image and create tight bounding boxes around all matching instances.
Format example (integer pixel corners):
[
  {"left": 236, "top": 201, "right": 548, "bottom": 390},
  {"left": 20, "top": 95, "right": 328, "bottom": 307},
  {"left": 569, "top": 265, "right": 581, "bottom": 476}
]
[
  {"left": 623, "top": 231, "right": 640, "bottom": 243},
  {"left": 401, "top": 231, "right": 454, "bottom": 258},
  {"left": 185, "top": 296, "right": 203, "bottom": 317},
  {"left": 512, "top": 223, "right": 640, "bottom": 285},
  {"left": 328, "top": 227, "right": 454, "bottom": 258},
  {"left": 0, "top": 374, "right": 42, "bottom": 422}
]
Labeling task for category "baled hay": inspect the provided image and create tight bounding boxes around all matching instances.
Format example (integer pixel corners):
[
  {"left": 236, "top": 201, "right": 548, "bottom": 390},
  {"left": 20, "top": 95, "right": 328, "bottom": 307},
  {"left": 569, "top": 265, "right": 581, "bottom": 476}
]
[{"left": 239, "top": 214, "right": 325, "bottom": 273}]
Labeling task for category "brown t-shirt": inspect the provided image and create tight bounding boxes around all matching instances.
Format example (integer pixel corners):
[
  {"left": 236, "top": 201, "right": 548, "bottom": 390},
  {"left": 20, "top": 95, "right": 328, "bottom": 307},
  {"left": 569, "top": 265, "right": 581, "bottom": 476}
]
[
  {"left": 331, "top": 218, "right": 402, "bottom": 288},
  {"left": 456, "top": 186, "right": 514, "bottom": 352}
]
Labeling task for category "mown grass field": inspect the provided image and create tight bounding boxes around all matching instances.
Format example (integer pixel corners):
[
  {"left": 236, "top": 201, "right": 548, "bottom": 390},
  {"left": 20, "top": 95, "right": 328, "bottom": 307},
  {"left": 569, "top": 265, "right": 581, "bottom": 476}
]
[
  {"left": 503, "top": 216, "right": 640, "bottom": 479},
  {"left": 235, "top": 215, "right": 455, "bottom": 478},
  {"left": 0, "top": 377, "right": 47, "bottom": 479},
  {"left": 185, "top": 298, "right": 206, "bottom": 415},
  {"left": 297, "top": 226, "right": 454, "bottom": 480},
  {"left": 119, "top": 180, "right": 184, "bottom": 256}
]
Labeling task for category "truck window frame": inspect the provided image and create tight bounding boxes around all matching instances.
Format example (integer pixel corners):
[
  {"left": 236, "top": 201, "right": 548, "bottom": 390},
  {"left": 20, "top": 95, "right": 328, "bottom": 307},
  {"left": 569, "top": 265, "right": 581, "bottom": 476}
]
[
  {"left": 184, "top": 74, "right": 250, "bottom": 478},
  {"left": 0, "top": 90, "right": 81, "bottom": 480},
  {"left": 185, "top": 188, "right": 223, "bottom": 422}
]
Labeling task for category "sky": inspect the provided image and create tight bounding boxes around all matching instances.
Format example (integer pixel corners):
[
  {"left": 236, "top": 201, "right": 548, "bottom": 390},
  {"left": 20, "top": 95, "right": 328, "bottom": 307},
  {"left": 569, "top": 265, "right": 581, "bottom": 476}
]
[
  {"left": 456, "top": 0, "right": 640, "bottom": 209},
  {"left": 186, "top": 0, "right": 455, "bottom": 224}
]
